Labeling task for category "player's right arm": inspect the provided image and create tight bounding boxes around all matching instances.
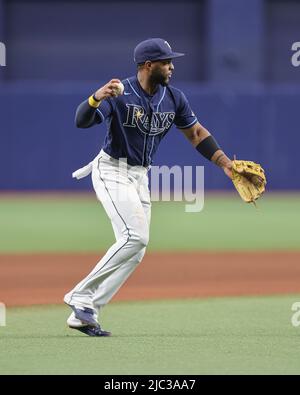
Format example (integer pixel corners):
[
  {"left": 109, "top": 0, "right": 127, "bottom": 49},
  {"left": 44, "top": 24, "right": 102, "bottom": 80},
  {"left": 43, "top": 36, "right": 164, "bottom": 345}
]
[{"left": 75, "top": 79, "right": 121, "bottom": 128}]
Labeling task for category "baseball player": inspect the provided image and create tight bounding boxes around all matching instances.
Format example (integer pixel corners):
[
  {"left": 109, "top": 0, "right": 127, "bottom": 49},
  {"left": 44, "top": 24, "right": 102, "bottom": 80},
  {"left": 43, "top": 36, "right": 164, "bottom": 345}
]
[{"left": 64, "top": 38, "right": 233, "bottom": 336}]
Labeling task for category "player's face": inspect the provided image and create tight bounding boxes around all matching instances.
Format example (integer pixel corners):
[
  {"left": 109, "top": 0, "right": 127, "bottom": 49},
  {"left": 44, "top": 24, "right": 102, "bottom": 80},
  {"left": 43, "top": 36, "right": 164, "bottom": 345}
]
[{"left": 150, "top": 59, "right": 174, "bottom": 86}]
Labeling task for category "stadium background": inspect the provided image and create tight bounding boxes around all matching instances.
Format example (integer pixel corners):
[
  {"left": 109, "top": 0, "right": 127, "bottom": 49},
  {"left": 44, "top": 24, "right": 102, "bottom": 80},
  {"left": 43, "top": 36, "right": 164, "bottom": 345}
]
[{"left": 0, "top": 0, "right": 300, "bottom": 375}]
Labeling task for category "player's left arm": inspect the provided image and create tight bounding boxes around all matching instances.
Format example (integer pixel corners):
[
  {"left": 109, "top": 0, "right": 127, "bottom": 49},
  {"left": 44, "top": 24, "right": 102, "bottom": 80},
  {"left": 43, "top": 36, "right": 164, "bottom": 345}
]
[{"left": 180, "top": 121, "right": 232, "bottom": 179}]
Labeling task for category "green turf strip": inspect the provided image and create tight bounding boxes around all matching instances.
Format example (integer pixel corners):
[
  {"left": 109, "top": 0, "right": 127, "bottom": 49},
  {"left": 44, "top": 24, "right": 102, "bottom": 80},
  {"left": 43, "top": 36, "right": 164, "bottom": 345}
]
[
  {"left": 1, "top": 296, "right": 300, "bottom": 375},
  {"left": 0, "top": 194, "right": 299, "bottom": 252}
]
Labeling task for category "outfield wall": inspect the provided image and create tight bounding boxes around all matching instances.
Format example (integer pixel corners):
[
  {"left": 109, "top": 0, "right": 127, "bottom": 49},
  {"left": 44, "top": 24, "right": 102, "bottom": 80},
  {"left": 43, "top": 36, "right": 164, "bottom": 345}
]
[{"left": 0, "top": 83, "right": 299, "bottom": 190}]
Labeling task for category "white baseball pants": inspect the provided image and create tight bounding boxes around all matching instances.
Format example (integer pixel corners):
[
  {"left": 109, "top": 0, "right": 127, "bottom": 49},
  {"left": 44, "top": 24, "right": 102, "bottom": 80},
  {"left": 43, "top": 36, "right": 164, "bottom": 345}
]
[{"left": 64, "top": 150, "right": 151, "bottom": 313}]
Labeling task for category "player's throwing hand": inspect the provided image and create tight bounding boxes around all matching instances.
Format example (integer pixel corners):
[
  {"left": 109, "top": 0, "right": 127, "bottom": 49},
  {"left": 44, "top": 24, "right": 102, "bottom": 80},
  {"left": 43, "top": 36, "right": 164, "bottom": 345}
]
[{"left": 94, "top": 79, "right": 123, "bottom": 100}]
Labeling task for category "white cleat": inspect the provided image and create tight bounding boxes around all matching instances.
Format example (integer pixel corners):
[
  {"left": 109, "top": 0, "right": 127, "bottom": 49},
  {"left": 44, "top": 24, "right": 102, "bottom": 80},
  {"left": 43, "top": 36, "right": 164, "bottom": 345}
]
[
  {"left": 66, "top": 311, "right": 99, "bottom": 328},
  {"left": 67, "top": 312, "right": 87, "bottom": 328}
]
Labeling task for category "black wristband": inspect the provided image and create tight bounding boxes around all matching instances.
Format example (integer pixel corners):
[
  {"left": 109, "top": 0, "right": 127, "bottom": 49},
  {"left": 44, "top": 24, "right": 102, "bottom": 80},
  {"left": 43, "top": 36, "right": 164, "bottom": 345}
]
[{"left": 196, "top": 135, "right": 221, "bottom": 160}]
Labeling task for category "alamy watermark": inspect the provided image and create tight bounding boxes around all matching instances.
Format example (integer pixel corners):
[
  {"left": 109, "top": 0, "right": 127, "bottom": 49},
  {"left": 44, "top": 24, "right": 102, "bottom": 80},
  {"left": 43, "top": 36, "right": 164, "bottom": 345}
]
[
  {"left": 291, "top": 302, "right": 300, "bottom": 327},
  {"left": 91, "top": 158, "right": 205, "bottom": 213},
  {"left": 291, "top": 42, "right": 300, "bottom": 67},
  {"left": 150, "top": 165, "right": 204, "bottom": 213},
  {"left": 0, "top": 303, "right": 6, "bottom": 326},
  {"left": 0, "top": 41, "right": 6, "bottom": 66}
]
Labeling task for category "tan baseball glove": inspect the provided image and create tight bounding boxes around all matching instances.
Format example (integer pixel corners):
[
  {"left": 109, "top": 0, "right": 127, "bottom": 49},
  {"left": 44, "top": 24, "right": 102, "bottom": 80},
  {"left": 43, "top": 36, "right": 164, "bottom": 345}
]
[{"left": 231, "top": 159, "right": 266, "bottom": 203}]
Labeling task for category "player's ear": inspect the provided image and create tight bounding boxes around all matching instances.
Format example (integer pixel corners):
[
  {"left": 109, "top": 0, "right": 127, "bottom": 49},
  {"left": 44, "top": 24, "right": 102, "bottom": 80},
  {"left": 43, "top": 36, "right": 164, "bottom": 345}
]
[{"left": 144, "top": 60, "right": 152, "bottom": 70}]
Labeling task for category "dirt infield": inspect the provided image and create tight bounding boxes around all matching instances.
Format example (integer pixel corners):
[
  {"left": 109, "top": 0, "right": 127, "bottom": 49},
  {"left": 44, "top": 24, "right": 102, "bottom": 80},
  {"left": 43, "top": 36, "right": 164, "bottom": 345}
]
[{"left": 1, "top": 251, "right": 300, "bottom": 306}]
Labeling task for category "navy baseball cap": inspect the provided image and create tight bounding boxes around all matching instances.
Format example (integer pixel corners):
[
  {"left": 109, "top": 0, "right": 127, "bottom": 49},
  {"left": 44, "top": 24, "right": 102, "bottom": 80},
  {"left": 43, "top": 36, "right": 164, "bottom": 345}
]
[{"left": 134, "top": 38, "right": 185, "bottom": 64}]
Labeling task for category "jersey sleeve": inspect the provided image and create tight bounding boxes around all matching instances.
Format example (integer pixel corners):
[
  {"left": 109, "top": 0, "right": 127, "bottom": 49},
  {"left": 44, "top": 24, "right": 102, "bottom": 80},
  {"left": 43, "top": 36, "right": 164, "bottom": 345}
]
[
  {"left": 95, "top": 98, "right": 114, "bottom": 123},
  {"left": 174, "top": 91, "right": 198, "bottom": 129},
  {"left": 75, "top": 98, "right": 114, "bottom": 128}
]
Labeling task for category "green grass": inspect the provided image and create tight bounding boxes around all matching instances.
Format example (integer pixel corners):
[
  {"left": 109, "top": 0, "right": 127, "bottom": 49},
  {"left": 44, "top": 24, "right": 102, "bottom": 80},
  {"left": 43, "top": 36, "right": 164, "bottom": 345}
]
[
  {"left": 0, "top": 194, "right": 300, "bottom": 253},
  {"left": 1, "top": 296, "right": 300, "bottom": 374}
]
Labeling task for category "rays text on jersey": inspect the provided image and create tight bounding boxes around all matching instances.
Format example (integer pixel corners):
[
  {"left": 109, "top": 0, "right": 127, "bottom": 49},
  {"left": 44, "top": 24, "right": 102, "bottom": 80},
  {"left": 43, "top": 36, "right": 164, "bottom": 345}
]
[{"left": 123, "top": 104, "right": 175, "bottom": 135}]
